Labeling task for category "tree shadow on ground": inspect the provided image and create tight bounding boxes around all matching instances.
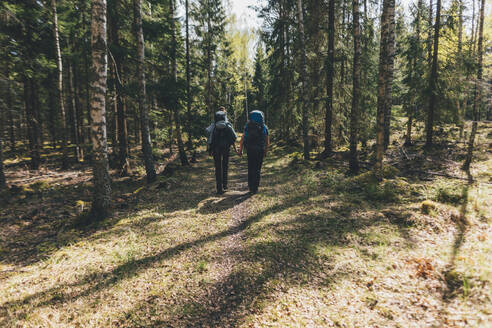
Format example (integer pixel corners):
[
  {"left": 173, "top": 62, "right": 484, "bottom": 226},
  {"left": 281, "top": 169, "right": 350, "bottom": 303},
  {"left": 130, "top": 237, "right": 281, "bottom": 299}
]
[
  {"left": 0, "top": 145, "right": 433, "bottom": 327},
  {"left": 0, "top": 153, "right": 217, "bottom": 267},
  {"left": 120, "top": 203, "right": 411, "bottom": 327}
]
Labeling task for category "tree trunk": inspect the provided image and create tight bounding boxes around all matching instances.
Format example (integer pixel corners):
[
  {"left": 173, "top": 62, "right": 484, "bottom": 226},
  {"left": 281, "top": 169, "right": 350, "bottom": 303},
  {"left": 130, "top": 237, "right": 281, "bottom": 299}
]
[
  {"left": 376, "top": 0, "right": 396, "bottom": 174},
  {"left": 5, "top": 72, "right": 15, "bottom": 152},
  {"left": 427, "top": 0, "right": 433, "bottom": 65},
  {"left": 383, "top": 0, "right": 395, "bottom": 150},
  {"left": 405, "top": 0, "right": 423, "bottom": 146},
  {"left": 185, "top": 0, "right": 193, "bottom": 151},
  {"left": 170, "top": 0, "right": 189, "bottom": 166},
  {"left": 23, "top": 77, "right": 41, "bottom": 170},
  {"left": 0, "top": 99, "right": 6, "bottom": 189},
  {"left": 51, "top": 0, "right": 69, "bottom": 169},
  {"left": 457, "top": 0, "right": 464, "bottom": 139},
  {"left": 68, "top": 61, "right": 82, "bottom": 162},
  {"left": 323, "top": 0, "right": 335, "bottom": 156},
  {"left": 134, "top": 0, "right": 156, "bottom": 183},
  {"left": 90, "top": 0, "right": 112, "bottom": 219},
  {"left": 0, "top": 130, "right": 5, "bottom": 190},
  {"left": 206, "top": 13, "right": 212, "bottom": 120},
  {"left": 349, "top": 0, "right": 361, "bottom": 174},
  {"left": 425, "top": 0, "right": 441, "bottom": 148},
  {"left": 463, "top": 0, "right": 484, "bottom": 174},
  {"left": 296, "top": 0, "right": 310, "bottom": 160},
  {"left": 108, "top": 0, "right": 129, "bottom": 175},
  {"left": 72, "top": 57, "right": 85, "bottom": 158}
]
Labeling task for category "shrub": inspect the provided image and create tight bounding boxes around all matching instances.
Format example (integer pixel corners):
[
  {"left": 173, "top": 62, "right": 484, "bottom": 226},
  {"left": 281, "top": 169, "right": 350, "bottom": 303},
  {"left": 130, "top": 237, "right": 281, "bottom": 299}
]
[{"left": 421, "top": 200, "right": 437, "bottom": 214}]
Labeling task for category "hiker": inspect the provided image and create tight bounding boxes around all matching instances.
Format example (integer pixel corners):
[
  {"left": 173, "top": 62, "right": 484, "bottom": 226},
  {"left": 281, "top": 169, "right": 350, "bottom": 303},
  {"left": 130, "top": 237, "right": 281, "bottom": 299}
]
[
  {"left": 238, "top": 110, "right": 269, "bottom": 194},
  {"left": 206, "top": 108, "right": 238, "bottom": 195}
]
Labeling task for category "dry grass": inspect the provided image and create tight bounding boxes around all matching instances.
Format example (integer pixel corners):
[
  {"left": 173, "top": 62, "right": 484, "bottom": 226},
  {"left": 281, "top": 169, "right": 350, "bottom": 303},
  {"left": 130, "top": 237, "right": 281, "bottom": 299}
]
[{"left": 0, "top": 123, "right": 491, "bottom": 327}]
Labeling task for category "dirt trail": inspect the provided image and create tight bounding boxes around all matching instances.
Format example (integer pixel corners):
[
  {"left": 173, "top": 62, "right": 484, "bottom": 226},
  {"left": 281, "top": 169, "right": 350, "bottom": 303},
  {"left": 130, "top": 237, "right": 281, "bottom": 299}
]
[{"left": 195, "top": 155, "right": 255, "bottom": 327}]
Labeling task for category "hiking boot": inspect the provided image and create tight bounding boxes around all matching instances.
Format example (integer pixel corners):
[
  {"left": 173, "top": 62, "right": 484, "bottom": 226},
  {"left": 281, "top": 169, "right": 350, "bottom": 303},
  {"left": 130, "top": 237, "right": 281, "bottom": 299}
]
[
  {"left": 216, "top": 190, "right": 224, "bottom": 195},
  {"left": 223, "top": 185, "right": 228, "bottom": 191}
]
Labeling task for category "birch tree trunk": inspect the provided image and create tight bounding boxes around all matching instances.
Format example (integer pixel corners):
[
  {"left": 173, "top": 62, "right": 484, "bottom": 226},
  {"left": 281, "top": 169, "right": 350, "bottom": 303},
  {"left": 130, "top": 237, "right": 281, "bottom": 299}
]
[
  {"left": 133, "top": 0, "right": 156, "bottom": 183},
  {"left": 90, "top": 0, "right": 112, "bottom": 219},
  {"left": 323, "top": 0, "right": 335, "bottom": 156},
  {"left": 425, "top": 0, "right": 441, "bottom": 148},
  {"left": 463, "top": 0, "right": 484, "bottom": 174},
  {"left": 170, "top": 0, "right": 189, "bottom": 166},
  {"left": 51, "top": 0, "right": 69, "bottom": 169},
  {"left": 349, "top": 0, "right": 361, "bottom": 174},
  {"left": 296, "top": 0, "right": 310, "bottom": 160}
]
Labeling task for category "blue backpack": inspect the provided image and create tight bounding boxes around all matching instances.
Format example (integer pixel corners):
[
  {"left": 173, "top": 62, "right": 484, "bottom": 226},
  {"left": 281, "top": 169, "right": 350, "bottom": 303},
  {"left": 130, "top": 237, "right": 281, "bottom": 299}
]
[{"left": 245, "top": 111, "right": 265, "bottom": 149}]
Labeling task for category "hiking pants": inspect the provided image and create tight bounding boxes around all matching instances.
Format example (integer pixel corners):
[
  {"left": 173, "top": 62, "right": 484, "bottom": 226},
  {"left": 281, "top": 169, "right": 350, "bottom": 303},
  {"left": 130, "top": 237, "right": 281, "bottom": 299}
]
[
  {"left": 213, "top": 147, "right": 230, "bottom": 192},
  {"left": 247, "top": 147, "right": 264, "bottom": 192}
]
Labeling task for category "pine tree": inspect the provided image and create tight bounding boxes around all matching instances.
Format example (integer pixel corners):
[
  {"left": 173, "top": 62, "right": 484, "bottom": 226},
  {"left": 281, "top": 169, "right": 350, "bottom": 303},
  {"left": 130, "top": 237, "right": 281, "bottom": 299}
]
[
  {"left": 90, "top": 0, "right": 111, "bottom": 219},
  {"left": 425, "top": 0, "right": 441, "bottom": 148},
  {"left": 463, "top": 0, "right": 485, "bottom": 174},
  {"left": 375, "top": 0, "right": 396, "bottom": 174},
  {"left": 170, "top": 0, "right": 189, "bottom": 166},
  {"left": 349, "top": 0, "right": 361, "bottom": 174},
  {"left": 109, "top": 0, "right": 130, "bottom": 175},
  {"left": 322, "top": 0, "right": 335, "bottom": 156},
  {"left": 50, "top": 0, "right": 69, "bottom": 169},
  {"left": 296, "top": 0, "right": 310, "bottom": 160},
  {"left": 134, "top": 0, "right": 156, "bottom": 183}
]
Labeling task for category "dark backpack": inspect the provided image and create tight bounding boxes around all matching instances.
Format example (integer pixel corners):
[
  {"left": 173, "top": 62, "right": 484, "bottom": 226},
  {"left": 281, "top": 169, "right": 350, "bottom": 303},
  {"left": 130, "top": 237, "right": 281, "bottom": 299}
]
[
  {"left": 212, "top": 124, "right": 229, "bottom": 150},
  {"left": 245, "top": 121, "right": 264, "bottom": 149}
]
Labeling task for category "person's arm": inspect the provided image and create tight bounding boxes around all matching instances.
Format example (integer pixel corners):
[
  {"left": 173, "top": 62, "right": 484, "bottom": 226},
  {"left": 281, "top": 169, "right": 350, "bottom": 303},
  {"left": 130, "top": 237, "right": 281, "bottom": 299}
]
[
  {"left": 239, "top": 134, "right": 244, "bottom": 156},
  {"left": 264, "top": 134, "right": 270, "bottom": 156}
]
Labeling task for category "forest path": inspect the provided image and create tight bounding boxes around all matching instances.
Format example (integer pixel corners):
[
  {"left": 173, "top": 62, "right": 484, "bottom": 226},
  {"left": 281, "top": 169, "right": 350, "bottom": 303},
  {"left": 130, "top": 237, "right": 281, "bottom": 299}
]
[{"left": 192, "top": 154, "right": 254, "bottom": 326}]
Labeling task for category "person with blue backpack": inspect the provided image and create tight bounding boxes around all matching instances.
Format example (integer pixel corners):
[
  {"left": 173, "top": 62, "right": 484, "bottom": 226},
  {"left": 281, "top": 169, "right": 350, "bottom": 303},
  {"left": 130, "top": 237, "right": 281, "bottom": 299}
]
[
  {"left": 238, "top": 110, "right": 270, "bottom": 194},
  {"left": 207, "top": 108, "right": 237, "bottom": 195}
]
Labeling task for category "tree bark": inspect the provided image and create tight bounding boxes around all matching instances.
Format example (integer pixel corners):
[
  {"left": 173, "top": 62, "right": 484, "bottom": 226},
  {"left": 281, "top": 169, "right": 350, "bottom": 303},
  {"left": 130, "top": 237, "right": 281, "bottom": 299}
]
[
  {"left": 23, "top": 77, "right": 41, "bottom": 170},
  {"left": 170, "top": 0, "right": 189, "bottom": 166},
  {"left": 376, "top": 0, "right": 395, "bottom": 174},
  {"left": 5, "top": 71, "right": 15, "bottom": 152},
  {"left": 51, "top": 0, "right": 69, "bottom": 169},
  {"left": 405, "top": 0, "right": 423, "bottom": 146},
  {"left": 463, "top": 0, "right": 484, "bottom": 173},
  {"left": 0, "top": 130, "right": 7, "bottom": 191},
  {"left": 133, "top": 0, "right": 156, "bottom": 183},
  {"left": 425, "top": 0, "right": 441, "bottom": 148},
  {"left": 90, "top": 0, "right": 112, "bottom": 219},
  {"left": 323, "top": 0, "right": 335, "bottom": 156},
  {"left": 383, "top": 0, "right": 395, "bottom": 150},
  {"left": 185, "top": 0, "right": 193, "bottom": 151},
  {"left": 72, "top": 56, "right": 85, "bottom": 157},
  {"left": 427, "top": 0, "right": 433, "bottom": 65},
  {"left": 68, "top": 62, "right": 82, "bottom": 162},
  {"left": 349, "top": 0, "right": 361, "bottom": 174},
  {"left": 109, "top": 0, "right": 130, "bottom": 175},
  {"left": 0, "top": 99, "right": 6, "bottom": 189},
  {"left": 457, "top": 0, "right": 464, "bottom": 139},
  {"left": 296, "top": 0, "right": 310, "bottom": 160}
]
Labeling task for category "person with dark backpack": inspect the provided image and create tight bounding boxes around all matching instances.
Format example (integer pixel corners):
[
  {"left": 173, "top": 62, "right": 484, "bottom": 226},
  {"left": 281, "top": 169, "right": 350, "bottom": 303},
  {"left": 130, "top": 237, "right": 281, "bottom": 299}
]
[
  {"left": 208, "top": 109, "right": 237, "bottom": 194},
  {"left": 238, "top": 110, "right": 270, "bottom": 194}
]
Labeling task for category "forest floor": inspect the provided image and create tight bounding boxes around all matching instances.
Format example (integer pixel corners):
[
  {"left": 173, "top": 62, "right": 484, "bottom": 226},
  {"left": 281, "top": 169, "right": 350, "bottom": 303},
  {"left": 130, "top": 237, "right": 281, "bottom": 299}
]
[{"left": 0, "top": 122, "right": 491, "bottom": 328}]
